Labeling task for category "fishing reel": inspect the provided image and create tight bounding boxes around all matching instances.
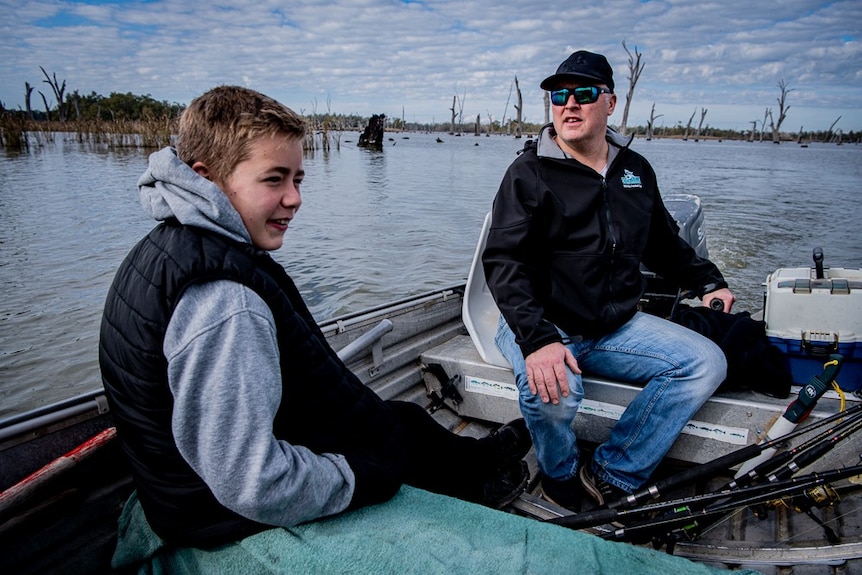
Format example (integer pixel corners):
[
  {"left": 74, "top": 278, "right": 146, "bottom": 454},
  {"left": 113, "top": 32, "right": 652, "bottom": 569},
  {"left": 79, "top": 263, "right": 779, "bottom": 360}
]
[
  {"left": 783, "top": 483, "right": 842, "bottom": 544},
  {"left": 790, "top": 483, "right": 841, "bottom": 511},
  {"left": 752, "top": 482, "right": 840, "bottom": 517}
]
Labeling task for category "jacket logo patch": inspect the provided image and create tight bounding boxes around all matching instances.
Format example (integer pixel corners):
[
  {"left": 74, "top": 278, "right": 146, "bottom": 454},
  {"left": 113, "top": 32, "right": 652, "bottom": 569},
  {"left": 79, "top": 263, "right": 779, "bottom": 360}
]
[{"left": 621, "top": 169, "right": 642, "bottom": 188}]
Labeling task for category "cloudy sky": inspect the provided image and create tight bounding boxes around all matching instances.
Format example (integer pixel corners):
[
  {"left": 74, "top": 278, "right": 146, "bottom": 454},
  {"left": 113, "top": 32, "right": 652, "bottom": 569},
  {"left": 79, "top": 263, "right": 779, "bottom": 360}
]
[{"left": 2, "top": 0, "right": 861, "bottom": 132}]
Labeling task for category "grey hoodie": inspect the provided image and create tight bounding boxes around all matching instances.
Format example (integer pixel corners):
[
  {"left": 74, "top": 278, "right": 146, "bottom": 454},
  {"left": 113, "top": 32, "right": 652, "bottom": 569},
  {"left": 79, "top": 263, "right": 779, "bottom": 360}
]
[{"left": 138, "top": 147, "right": 354, "bottom": 528}]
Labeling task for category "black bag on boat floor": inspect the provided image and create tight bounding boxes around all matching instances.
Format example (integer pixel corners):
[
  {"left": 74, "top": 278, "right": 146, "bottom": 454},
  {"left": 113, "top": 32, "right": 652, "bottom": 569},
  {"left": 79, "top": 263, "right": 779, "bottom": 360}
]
[{"left": 672, "top": 306, "right": 792, "bottom": 398}]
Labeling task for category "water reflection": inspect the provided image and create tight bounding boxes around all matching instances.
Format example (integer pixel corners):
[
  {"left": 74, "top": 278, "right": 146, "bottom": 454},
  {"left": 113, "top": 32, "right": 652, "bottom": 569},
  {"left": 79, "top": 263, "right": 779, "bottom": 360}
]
[{"left": 1, "top": 134, "right": 860, "bottom": 416}]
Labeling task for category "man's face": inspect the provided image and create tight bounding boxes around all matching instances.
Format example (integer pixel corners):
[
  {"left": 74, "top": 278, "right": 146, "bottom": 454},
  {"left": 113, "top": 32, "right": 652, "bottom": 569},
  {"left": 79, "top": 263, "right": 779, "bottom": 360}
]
[{"left": 551, "top": 82, "right": 616, "bottom": 155}]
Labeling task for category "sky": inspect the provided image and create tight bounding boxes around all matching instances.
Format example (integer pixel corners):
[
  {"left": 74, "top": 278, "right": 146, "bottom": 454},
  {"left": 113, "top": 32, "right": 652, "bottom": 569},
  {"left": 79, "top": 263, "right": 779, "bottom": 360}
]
[{"left": 2, "top": 0, "right": 861, "bottom": 133}]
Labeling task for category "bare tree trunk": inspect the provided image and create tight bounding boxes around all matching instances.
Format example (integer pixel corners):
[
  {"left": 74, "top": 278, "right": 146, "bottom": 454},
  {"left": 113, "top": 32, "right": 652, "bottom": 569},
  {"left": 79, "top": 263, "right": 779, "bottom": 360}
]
[
  {"left": 645, "top": 103, "right": 662, "bottom": 141},
  {"left": 618, "top": 40, "right": 645, "bottom": 136},
  {"left": 24, "top": 82, "right": 34, "bottom": 119},
  {"left": 38, "top": 90, "right": 51, "bottom": 121},
  {"left": 449, "top": 96, "right": 456, "bottom": 135},
  {"left": 825, "top": 116, "right": 841, "bottom": 143},
  {"left": 514, "top": 76, "right": 522, "bottom": 138},
  {"left": 683, "top": 108, "right": 696, "bottom": 141},
  {"left": 771, "top": 79, "right": 793, "bottom": 144},
  {"left": 759, "top": 108, "right": 770, "bottom": 142},
  {"left": 456, "top": 90, "right": 466, "bottom": 135},
  {"left": 475, "top": 114, "right": 480, "bottom": 136},
  {"left": 769, "top": 110, "right": 778, "bottom": 144},
  {"left": 40, "top": 66, "right": 66, "bottom": 122},
  {"left": 749, "top": 121, "right": 757, "bottom": 142},
  {"left": 694, "top": 108, "right": 707, "bottom": 141},
  {"left": 797, "top": 126, "right": 804, "bottom": 144}
]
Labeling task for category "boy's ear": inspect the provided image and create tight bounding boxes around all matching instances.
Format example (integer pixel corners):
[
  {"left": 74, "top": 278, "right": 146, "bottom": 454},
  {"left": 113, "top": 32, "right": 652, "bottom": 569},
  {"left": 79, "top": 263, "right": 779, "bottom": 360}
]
[{"left": 191, "top": 162, "right": 212, "bottom": 180}]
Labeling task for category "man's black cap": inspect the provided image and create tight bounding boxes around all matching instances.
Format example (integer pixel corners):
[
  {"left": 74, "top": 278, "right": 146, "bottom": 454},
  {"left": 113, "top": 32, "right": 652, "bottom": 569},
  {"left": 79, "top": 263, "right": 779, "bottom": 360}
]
[{"left": 540, "top": 50, "right": 614, "bottom": 92}]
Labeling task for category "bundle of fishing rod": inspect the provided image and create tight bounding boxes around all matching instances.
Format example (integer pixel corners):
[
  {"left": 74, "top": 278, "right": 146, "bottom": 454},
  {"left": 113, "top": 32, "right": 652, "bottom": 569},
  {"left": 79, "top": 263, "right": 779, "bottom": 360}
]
[{"left": 548, "top": 354, "right": 862, "bottom": 553}]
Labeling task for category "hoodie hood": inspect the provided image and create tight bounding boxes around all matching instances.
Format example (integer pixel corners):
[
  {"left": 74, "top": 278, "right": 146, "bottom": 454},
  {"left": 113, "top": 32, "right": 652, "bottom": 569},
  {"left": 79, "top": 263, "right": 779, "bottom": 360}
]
[
  {"left": 536, "top": 123, "right": 633, "bottom": 160},
  {"left": 138, "top": 147, "right": 250, "bottom": 244}
]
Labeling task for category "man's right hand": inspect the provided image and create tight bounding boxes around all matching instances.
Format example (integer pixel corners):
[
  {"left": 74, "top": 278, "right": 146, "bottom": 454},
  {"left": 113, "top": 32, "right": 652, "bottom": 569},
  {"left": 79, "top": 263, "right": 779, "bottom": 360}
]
[{"left": 524, "top": 342, "right": 581, "bottom": 404}]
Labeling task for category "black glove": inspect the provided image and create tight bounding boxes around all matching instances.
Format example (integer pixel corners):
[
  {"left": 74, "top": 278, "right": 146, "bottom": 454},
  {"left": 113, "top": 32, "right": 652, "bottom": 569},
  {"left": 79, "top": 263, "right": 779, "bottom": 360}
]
[{"left": 343, "top": 451, "right": 403, "bottom": 511}]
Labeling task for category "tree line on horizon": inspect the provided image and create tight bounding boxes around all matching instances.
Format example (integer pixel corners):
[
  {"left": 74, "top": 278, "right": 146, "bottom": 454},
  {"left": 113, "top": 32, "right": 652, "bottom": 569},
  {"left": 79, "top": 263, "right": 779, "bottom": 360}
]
[{"left": 2, "top": 65, "right": 858, "bottom": 149}]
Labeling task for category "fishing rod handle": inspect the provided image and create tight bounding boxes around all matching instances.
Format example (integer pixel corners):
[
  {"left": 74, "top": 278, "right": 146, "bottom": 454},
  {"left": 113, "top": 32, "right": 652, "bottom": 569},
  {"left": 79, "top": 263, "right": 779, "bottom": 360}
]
[{"left": 625, "top": 443, "right": 762, "bottom": 506}]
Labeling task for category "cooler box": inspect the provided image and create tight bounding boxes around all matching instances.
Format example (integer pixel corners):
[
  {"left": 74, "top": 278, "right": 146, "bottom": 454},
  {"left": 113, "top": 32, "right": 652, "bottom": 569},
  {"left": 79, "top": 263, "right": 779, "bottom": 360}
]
[{"left": 764, "top": 266, "right": 862, "bottom": 391}]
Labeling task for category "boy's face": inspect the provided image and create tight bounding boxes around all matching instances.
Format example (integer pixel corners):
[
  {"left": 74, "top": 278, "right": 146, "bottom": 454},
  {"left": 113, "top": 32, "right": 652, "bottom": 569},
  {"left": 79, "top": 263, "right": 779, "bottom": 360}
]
[{"left": 214, "top": 135, "right": 304, "bottom": 251}]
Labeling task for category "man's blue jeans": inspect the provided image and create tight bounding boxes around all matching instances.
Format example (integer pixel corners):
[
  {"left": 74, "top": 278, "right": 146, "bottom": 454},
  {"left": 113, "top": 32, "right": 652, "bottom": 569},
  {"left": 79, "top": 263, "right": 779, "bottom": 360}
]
[{"left": 495, "top": 311, "right": 726, "bottom": 492}]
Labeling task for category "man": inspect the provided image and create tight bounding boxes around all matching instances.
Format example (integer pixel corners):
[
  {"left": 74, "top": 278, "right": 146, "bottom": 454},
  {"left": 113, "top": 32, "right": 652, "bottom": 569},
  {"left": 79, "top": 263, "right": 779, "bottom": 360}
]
[{"left": 483, "top": 50, "right": 735, "bottom": 510}]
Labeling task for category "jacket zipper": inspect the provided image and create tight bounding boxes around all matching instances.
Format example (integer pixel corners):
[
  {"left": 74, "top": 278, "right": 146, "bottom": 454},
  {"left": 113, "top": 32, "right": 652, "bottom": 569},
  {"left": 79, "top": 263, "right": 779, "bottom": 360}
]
[{"left": 601, "top": 177, "right": 619, "bottom": 322}]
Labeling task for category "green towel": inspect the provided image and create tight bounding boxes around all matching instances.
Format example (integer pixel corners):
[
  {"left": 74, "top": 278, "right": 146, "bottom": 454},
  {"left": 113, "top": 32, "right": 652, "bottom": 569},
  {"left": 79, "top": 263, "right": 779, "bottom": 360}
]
[{"left": 113, "top": 487, "right": 763, "bottom": 575}]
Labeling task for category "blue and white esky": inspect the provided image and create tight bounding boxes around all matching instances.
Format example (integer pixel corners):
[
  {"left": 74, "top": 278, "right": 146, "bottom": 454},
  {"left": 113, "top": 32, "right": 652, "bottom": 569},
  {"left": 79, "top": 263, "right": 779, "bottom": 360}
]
[{"left": 2, "top": 0, "right": 860, "bottom": 131}]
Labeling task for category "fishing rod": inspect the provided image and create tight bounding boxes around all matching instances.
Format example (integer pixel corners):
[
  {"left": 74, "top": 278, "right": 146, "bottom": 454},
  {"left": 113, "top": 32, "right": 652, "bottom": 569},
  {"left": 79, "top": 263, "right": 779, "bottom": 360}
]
[
  {"left": 600, "top": 464, "right": 862, "bottom": 544},
  {"left": 604, "top": 401, "right": 862, "bottom": 511},
  {"left": 723, "top": 404, "right": 862, "bottom": 491},
  {"left": 548, "top": 450, "right": 862, "bottom": 532},
  {"left": 546, "top": 406, "right": 862, "bottom": 531},
  {"left": 734, "top": 354, "right": 844, "bottom": 478},
  {"left": 676, "top": 411, "right": 862, "bottom": 538}
]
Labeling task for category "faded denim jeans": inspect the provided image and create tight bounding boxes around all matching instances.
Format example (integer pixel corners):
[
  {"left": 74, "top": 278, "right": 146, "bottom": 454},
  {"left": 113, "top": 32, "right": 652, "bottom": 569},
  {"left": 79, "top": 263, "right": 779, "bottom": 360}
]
[{"left": 495, "top": 311, "right": 726, "bottom": 492}]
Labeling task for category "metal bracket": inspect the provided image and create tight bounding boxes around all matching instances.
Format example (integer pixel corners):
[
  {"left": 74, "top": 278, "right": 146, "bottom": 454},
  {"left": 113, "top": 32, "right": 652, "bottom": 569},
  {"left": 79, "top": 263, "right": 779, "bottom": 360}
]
[{"left": 422, "top": 363, "right": 464, "bottom": 412}]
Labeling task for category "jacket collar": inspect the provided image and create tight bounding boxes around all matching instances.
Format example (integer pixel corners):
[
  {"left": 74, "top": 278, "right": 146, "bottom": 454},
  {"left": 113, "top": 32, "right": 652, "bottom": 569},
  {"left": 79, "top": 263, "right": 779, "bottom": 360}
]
[{"left": 536, "top": 123, "right": 633, "bottom": 160}]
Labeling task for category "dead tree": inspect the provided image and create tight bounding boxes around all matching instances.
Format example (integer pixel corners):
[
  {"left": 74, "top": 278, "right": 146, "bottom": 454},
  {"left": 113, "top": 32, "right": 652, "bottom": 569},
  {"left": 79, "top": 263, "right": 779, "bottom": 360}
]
[
  {"left": 749, "top": 121, "right": 757, "bottom": 142},
  {"left": 759, "top": 108, "right": 771, "bottom": 142},
  {"left": 767, "top": 109, "right": 777, "bottom": 144},
  {"left": 40, "top": 66, "right": 66, "bottom": 122},
  {"left": 456, "top": 90, "right": 466, "bottom": 134},
  {"left": 513, "top": 76, "right": 523, "bottom": 138},
  {"left": 618, "top": 41, "right": 645, "bottom": 136},
  {"left": 474, "top": 114, "right": 480, "bottom": 136},
  {"left": 24, "top": 82, "right": 34, "bottom": 119},
  {"left": 683, "top": 108, "right": 696, "bottom": 140},
  {"left": 825, "top": 116, "right": 841, "bottom": 143},
  {"left": 449, "top": 96, "right": 456, "bottom": 135},
  {"left": 694, "top": 108, "right": 708, "bottom": 141},
  {"left": 645, "top": 103, "right": 662, "bottom": 141},
  {"left": 358, "top": 114, "right": 385, "bottom": 150},
  {"left": 771, "top": 79, "right": 793, "bottom": 144},
  {"left": 38, "top": 90, "right": 52, "bottom": 121}
]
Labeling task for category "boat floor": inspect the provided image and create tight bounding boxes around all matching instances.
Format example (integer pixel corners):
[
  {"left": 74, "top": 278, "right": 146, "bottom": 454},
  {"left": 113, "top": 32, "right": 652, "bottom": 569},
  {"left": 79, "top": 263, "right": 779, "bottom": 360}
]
[
  {"left": 435, "top": 410, "right": 862, "bottom": 575},
  {"left": 3, "top": 285, "right": 861, "bottom": 574}
]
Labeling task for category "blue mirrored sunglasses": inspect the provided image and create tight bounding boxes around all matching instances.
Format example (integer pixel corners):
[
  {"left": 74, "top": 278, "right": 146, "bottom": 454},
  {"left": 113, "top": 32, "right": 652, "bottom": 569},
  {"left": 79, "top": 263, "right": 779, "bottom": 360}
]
[{"left": 550, "top": 86, "right": 612, "bottom": 106}]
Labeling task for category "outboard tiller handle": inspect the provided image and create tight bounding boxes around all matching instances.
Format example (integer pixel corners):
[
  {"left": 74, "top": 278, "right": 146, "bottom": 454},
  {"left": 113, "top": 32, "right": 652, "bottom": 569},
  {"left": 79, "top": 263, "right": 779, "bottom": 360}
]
[{"left": 813, "top": 247, "right": 825, "bottom": 279}]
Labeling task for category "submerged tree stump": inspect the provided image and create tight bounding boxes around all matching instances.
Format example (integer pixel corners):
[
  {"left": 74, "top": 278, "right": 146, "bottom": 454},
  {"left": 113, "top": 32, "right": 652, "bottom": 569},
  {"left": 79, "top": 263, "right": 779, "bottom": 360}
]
[{"left": 358, "top": 114, "right": 386, "bottom": 150}]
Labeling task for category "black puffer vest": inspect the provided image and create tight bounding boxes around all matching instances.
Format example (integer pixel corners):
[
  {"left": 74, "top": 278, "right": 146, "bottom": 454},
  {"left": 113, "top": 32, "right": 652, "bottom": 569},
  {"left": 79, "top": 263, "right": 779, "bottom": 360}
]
[{"left": 99, "top": 220, "right": 402, "bottom": 547}]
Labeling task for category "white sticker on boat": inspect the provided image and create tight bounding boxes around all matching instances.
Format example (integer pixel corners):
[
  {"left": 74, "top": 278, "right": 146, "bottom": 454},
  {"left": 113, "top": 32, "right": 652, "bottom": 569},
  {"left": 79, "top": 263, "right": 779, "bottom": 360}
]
[
  {"left": 464, "top": 376, "right": 519, "bottom": 400},
  {"left": 581, "top": 399, "right": 749, "bottom": 445}
]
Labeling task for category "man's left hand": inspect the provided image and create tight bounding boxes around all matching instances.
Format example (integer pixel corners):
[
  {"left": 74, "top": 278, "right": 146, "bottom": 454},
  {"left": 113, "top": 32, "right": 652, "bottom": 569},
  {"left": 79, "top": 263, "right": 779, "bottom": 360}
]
[{"left": 703, "top": 288, "right": 736, "bottom": 313}]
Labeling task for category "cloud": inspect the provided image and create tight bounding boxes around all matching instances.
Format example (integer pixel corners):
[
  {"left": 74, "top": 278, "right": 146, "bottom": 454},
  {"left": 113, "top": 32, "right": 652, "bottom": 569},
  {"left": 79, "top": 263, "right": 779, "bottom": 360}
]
[{"left": 1, "top": 0, "right": 860, "bottom": 130}]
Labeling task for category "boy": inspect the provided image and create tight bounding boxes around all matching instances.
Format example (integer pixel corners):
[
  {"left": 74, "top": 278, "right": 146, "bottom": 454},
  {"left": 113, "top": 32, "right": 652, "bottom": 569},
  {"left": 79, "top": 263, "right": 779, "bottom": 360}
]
[{"left": 100, "top": 86, "right": 529, "bottom": 548}]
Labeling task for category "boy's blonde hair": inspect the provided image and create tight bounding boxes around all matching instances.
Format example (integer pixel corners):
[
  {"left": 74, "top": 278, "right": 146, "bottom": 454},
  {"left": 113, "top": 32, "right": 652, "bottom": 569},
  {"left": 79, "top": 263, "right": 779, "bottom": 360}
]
[{"left": 176, "top": 86, "right": 307, "bottom": 184}]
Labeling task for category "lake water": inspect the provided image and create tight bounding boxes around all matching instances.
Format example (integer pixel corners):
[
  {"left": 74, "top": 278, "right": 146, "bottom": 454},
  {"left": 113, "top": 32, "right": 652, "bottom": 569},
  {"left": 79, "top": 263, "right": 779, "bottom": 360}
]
[{"left": 1, "top": 133, "right": 860, "bottom": 418}]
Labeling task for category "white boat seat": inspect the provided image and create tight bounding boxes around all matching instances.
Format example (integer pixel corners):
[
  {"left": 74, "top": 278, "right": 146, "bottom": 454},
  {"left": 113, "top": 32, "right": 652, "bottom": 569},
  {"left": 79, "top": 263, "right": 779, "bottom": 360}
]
[{"left": 462, "top": 212, "right": 512, "bottom": 368}]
